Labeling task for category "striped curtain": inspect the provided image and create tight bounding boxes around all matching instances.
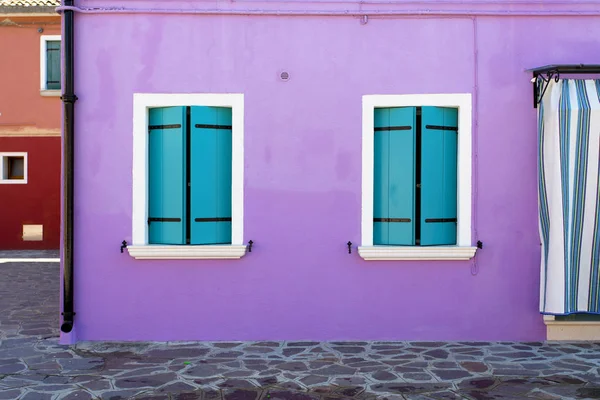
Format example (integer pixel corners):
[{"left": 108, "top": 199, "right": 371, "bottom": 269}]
[{"left": 539, "top": 79, "right": 600, "bottom": 315}]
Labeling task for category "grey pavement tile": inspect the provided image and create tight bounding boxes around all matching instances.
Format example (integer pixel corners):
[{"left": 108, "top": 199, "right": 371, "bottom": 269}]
[{"left": 0, "top": 389, "right": 22, "bottom": 400}]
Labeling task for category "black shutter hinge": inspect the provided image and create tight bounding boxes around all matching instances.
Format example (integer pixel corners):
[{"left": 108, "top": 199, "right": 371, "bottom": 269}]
[
  {"left": 247, "top": 240, "right": 254, "bottom": 253},
  {"left": 347, "top": 241, "right": 353, "bottom": 254},
  {"left": 120, "top": 240, "right": 128, "bottom": 253},
  {"left": 476, "top": 240, "right": 483, "bottom": 249}
]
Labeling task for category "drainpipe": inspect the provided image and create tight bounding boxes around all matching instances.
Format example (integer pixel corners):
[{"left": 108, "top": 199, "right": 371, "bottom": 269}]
[{"left": 60, "top": 0, "right": 77, "bottom": 334}]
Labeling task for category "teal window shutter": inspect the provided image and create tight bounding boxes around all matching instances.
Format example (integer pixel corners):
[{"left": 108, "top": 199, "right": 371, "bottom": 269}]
[
  {"left": 373, "top": 107, "right": 416, "bottom": 245},
  {"left": 148, "top": 107, "right": 187, "bottom": 245},
  {"left": 46, "top": 41, "right": 61, "bottom": 90},
  {"left": 190, "top": 107, "right": 233, "bottom": 245},
  {"left": 420, "top": 107, "right": 458, "bottom": 245}
]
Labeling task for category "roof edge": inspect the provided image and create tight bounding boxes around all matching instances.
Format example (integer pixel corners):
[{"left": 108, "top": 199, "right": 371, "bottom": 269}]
[{"left": 0, "top": 5, "right": 57, "bottom": 14}]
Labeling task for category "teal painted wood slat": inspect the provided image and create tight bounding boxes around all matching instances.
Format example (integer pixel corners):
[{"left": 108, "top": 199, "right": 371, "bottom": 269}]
[
  {"left": 148, "top": 107, "right": 187, "bottom": 244},
  {"left": 388, "top": 107, "right": 416, "bottom": 245},
  {"left": 46, "top": 41, "right": 61, "bottom": 90},
  {"left": 420, "top": 107, "right": 458, "bottom": 245},
  {"left": 216, "top": 107, "right": 233, "bottom": 244},
  {"left": 190, "top": 106, "right": 233, "bottom": 245},
  {"left": 373, "top": 107, "right": 415, "bottom": 245},
  {"left": 373, "top": 108, "right": 390, "bottom": 245}
]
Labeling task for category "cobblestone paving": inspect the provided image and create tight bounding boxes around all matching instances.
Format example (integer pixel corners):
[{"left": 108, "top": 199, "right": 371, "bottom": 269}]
[{"left": 2, "top": 255, "right": 600, "bottom": 399}]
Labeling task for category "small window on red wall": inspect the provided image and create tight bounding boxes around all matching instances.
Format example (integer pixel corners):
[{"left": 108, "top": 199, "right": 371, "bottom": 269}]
[{"left": 0, "top": 153, "right": 27, "bottom": 184}]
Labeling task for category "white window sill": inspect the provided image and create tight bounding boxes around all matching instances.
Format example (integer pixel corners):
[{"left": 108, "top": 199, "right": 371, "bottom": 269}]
[
  {"left": 127, "top": 245, "right": 248, "bottom": 260},
  {"left": 0, "top": 179, "right": 27, "bottom": 184},
  {"left": 40, "top": 90, "right": 61, "bottom": 97},
  {"left": 358, "top": 246, "right": 477, "bottom": 261}
]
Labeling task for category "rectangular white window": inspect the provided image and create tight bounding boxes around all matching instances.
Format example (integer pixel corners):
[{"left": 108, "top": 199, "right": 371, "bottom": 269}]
[
  {"left": 40, "top": 35, "right": 61, "bottom": 93},
  {"left": 129, "top": 94, "right": 246, "bottom": 260},
  {"left": 359, "top": 94, "right": 476, "bottom": 261},
  {"left": 0, "top": 153, "right": 28, "bottom": 184}
]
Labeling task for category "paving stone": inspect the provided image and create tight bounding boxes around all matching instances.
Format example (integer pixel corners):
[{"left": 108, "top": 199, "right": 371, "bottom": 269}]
[
  {"left": 275, "top": 361, "right": 308, "bottom": 372},
  {"left": 332, "top": 346, "right": 365, "bottom": 354},
  {"left": 158, "top": 381, "right": 197, "bottom": 393},
  {"left": 335, "top": 386, "right": 365, "bottom": 397},
  {"left": 79, "top": 378, "right": 112, "bottom": 391},
  {"left": 431, "top": 369, "right": 472, "bottom": 380},
  {"left": 172, "top": 392, "right": 203, "bottom": 400},
  {"left": 264, "top": 390, "right": 319, "bottom": 400},
  {"left": 146, "top": 348, "right": 210, "bottom": 359},
  {"left": 402, "top": 372, "right": 434, "bottom": 381},
  {"left": 21, "top": 393, "right": 54, "bottom": 400},
  {"left": 287, "top": 342, "right": 319, "bottom": 347},
  {"left": 256, "top": 376, "right": 279, "bottom": 386},
  {"left": 219, "top": 379, "right": 256, "bottom": 389},
  {"left": 333, "top": 376, "right": 367, "bottom": 386},
  {"left": 315, "top": 365, "right": 356, "bottom": 375},
  {"left": 58, "top": 357, "right": 105, "bottom": 371},
  {"left": 460, "top": 361, "right": 488, "bottom": 373},
  {"left": 253, "top": 342, "right": 280, "bottom": 347},
  {"left": 114, "top": 372, "right": 178, "bottom": 389},
  {"left": 100, "top": 389, "right": 147, "bottom": 399},
  {"left": 371, "top": 371, "right": 397, "bottom": 381},
  {"left": 213, "top": 342, "right": 243, "bottom": 348},
  {"left": 0, "top": 362, "right": 26, "bottom": 374},
  {"left": 370, "top": 382, "right": 452, "bottom": 394},
  {"left": 244, "top": 347, "right": 273, "bottom": 354},
  {"left": 283, "top": 348, "right": 305, "bottom": 357},
  {"left": 59, "top": 391, "right": 94, "bottom": 400},
  {"left": 457, "top": 378, "right": 498, "bottom": 390},
  {"left": 223, "top": 369, "right": 255, "bottom": 378},
  {"left": 119, "top": 367, "right": 168, "bottom": 377},
  {"left": 299, "top": 375, "right": 328, "bottom": 386},
  {"left": 276, "top": 382, "right": 304, "bottom": 390},
  {"left": 423, "top": 349, "right": 449, "bottom": 359},
  {"left": 0, "top": 390, "right": 22, "bottom": 400},
  {"left": 214, "top": 351, "right": 244, "bottom": 358},
  {"left": 222, "top": 388, "right": 261, "bottom": 400},
  {"left": 576, "top": 387, "right": 600, "bottom": 398},
  {"left": 186, "top": 364, "right": 227, "bottom": 377}
]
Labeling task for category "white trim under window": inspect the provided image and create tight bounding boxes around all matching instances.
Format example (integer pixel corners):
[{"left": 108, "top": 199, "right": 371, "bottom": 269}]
[
  {"left": 129, "top": 93, "right": 245, "bottom": 260},
  {"left": 359, "top": 94, "right": 476, "bottom": 261},
  {"left": 40, "top": 35, "right": 61, "bottom": 95},
  {"left": 0, "top": 152, "right": 28, "bottom": 184}
]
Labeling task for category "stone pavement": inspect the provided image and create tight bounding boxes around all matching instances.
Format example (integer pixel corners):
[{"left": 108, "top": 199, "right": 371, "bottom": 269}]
[{"left": 1, "top": 254, "right": 600, "bottom": 399}]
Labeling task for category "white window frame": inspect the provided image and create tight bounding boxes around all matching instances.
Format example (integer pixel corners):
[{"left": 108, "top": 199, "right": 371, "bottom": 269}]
[
  {"left": 0, "top": 152, "right": 28, "bottom": 184},
  {"left": 128, "top": 93, "right": 246, "bottom": 260},
  {"left": 358, "top": 94, "right": 476, "bottom": 261},
  {"left": 40, "top": 35, "right": 61, "bottom": 96}
]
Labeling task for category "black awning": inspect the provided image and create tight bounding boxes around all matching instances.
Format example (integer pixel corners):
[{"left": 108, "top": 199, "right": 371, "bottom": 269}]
[{"left": 527, "top": 64, "right": 600, "bottom": 108}]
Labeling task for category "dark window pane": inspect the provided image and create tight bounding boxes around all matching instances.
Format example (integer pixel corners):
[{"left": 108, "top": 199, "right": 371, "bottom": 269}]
[
  {"left": 8, "top": 157, "right": 24, "bottom": 179},
  {"left": 46, "top": 41, "right": 61, "bottom": 90}
]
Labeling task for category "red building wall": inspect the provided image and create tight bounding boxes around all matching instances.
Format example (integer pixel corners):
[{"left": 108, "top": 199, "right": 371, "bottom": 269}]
[
  {"left": 0, "top": 14, "right": 61, "bottom": 249},
  {"left": 0, "top": 137, "right": 61, "bottom": 249}
]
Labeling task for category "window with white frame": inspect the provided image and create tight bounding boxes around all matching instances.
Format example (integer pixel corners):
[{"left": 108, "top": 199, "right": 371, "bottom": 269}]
[
  {"left": 0, "top": 153, "right": 27, "bottom": 184},
  {"left": 128, "top": 94, "right": 246, "bottom": 260},
  {"left": 40, "top": 35, "right": 61, "bottom": 92},
  {"left": 359, "top": 94, "right": 476, "bottom": 261}
]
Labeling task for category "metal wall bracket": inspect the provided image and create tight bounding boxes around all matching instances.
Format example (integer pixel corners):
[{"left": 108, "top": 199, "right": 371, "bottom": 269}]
[
  {"left": 120, "top": 240, "right": 128, "bottom": 253},
  {"left": 477, "top": 240, "right": 483, "bottom": 249},
  {"left": 347, "top": 241, "right": 353, "bottom": 254},
  {"left": 533, "top": 69, "right": 559, "bottom": 108},
  {"left": 528, "top": 64, "right": 600, "bottom": 108},
  {"left": 247, "top": 240, "right": 254, "bottom": 253}
]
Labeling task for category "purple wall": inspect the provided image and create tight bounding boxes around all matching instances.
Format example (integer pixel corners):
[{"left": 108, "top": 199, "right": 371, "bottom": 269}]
[{"left": 65, "top": 0, "right": 600, "bottom": 342}]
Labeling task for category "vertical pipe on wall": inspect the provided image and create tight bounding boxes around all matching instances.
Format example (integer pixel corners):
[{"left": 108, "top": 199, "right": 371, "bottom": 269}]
[
  {"left": 471, "top": 16, "right": 480, "bottom": 276},
  {"left": 60, "top": 0, "right": 77, "bottom": 333}
]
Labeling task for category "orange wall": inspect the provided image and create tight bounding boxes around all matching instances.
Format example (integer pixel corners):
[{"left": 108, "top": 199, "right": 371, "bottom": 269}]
[
  {"left": 0, "top": 15, "right": 61, "bottom": 134},
  {"left": 0, "top": 14, "right": 61, "bottom": 249}
]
